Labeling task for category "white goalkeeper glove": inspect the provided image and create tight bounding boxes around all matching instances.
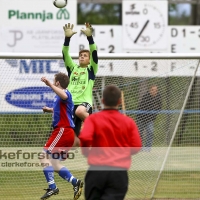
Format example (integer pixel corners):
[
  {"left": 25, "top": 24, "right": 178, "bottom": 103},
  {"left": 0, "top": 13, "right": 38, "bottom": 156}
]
[
  {"left": 63, "top": 23, "right": 77, "bottom": 38},
  {"left": 81, "top": 22, "right": 93, "bottom": 37}
]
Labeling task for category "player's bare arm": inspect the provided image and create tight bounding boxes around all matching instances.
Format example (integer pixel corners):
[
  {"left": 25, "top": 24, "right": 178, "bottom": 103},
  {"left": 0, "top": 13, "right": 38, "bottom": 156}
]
[{"left": 41, "top": 77, "right": 68, "bottom": 100}]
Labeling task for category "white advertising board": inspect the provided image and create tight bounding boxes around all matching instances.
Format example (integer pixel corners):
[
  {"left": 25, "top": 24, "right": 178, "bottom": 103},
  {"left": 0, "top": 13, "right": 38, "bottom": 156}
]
[
  {"left": 0, "top": 57, "right": 199, "bottom": 113},
  {"left": 0, "top": 0, "right": 200, "bottom": 53},
  {"left": 0, "top": 0, "right": 77, "bottom": 53},
  {"left": 0, "top": 59, "right": 62, "bottom": 112},
  {"left": 0, "top": 1, "right": 200, "bottom": 112}
]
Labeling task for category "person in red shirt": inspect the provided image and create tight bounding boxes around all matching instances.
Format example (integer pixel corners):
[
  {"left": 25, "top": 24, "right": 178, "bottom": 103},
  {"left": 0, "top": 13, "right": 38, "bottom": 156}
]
[{"left": 79, "top": 85, "right": 142, "bottom": 200}]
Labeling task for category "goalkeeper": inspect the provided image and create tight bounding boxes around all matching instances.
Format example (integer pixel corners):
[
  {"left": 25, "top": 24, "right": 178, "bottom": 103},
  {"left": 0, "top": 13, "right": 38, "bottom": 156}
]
[{"left": 62, "top": 22, "right": 98, "bottom": 145}]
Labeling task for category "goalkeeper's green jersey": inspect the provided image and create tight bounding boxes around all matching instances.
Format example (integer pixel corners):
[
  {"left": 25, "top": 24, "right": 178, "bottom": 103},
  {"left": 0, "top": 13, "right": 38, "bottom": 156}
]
[{"left": 62, "top": 36, "right": 98, "bottom": 106}]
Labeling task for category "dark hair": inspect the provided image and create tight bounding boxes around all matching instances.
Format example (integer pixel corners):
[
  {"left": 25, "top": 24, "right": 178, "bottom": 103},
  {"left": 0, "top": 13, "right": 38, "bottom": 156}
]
[
  {"left": 54, "top": 72, "right": 69, "bottom": 89},
  {"left": 103, "top": 85, "right": 121, "bottom": 106},
  {"left": 79, "top": 49, "right": 90, "bottom": 57}
]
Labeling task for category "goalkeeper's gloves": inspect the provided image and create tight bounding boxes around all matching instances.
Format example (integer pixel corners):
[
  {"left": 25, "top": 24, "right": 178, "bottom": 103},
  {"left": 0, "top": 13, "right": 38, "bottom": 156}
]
[
  {"left": 63, "top": 23, "right": 77, "bottom": 38},
  {"left": 81, "top": 22, "right": 93, "bottom": 37}
]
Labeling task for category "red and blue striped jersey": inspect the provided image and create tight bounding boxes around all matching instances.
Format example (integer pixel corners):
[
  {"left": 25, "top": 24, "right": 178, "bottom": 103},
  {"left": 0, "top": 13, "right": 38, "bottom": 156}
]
[{"left": 52, "top": 89, "right": 75, "bottom": 129}]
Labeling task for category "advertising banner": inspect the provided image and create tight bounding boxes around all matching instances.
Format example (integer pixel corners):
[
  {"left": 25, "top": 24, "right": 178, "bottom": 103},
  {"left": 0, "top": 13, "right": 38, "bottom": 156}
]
[
  {"left": 0, "top": 57, "right": 199, "bottom": 113},
  {"left": 0, "top": 0, "right": 77, "bottom": 53},
  {"left": 0, "top": 58, "right": 65, "bottom": 112}
]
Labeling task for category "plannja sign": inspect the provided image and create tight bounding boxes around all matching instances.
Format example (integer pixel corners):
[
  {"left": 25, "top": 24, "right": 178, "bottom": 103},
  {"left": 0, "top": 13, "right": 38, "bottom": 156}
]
[
  {"left": 8, "top": 9, "right": 70, "bottom": 22},
  {"left": 0, "top": 0, "right": 77, "bottom": 53}
]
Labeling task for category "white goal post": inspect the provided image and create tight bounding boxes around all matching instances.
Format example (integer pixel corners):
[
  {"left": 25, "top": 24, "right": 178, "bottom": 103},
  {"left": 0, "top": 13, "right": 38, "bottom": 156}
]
[{"left": 0, "top": 53, "right": 200, "bottom": 200}]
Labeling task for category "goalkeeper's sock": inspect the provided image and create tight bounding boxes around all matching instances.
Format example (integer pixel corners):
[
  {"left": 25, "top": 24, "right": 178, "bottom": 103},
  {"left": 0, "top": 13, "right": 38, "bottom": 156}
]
[
  {"left": 58, "top": 167, "right": 77, "bottom": 186},
  {"left": 43, "top": 166, "right": 57, "bottom": 189}
]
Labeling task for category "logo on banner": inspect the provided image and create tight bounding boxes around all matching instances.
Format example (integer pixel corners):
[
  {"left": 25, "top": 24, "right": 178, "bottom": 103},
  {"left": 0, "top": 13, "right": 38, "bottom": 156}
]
[
  {"left": 5, "top": 87, "right": 54, "bottom": 109},
  {"left": 125, "top": 4, "right": 140, "bottom": 15},
  {"left": 5, "top": 59, "right": 65, "bottom": 74},
  {"left": 56, "top": 9, "right": 70, "bottom": 20},
  {"left": 8, "top": 9, "right": 70, "bottom": 22}
]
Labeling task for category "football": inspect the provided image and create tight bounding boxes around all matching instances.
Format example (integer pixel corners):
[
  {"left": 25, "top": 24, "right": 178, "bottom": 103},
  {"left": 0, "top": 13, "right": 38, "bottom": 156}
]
[{"left": 53, "top": 0, "right": 67, "bottom": 8}]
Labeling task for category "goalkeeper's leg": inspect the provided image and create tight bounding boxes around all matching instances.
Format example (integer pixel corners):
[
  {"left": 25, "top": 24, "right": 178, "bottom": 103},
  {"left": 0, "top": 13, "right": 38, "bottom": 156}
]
[{"left": 72, "top": 103, "right": 92, "bottom": 147}]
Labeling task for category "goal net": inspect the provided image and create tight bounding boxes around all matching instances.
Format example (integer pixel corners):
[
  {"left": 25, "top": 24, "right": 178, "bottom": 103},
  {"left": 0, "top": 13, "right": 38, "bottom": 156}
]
[{"left": 0, "top": 53, "right": 200, "bottom": 200}]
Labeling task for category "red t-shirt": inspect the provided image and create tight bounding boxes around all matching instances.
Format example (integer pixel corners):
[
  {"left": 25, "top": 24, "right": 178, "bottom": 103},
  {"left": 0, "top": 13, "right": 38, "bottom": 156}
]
[{"left": 79, "top": 109, "right": 142, "bottom": 169}]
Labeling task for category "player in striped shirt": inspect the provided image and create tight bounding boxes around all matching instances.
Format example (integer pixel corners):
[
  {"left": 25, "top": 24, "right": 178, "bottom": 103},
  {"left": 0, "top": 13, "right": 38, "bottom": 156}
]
[{"left": 40, "top": 72, "right": 83, "bottom": 200}]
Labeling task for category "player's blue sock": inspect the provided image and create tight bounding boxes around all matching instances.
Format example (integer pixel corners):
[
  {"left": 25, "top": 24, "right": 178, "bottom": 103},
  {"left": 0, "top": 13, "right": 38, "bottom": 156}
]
[
  {"left": 43, "top": 166, "right": 56, "bottom": 189},
  {"left": 58, "top": 167, "right": 77, "bottom": 186}
]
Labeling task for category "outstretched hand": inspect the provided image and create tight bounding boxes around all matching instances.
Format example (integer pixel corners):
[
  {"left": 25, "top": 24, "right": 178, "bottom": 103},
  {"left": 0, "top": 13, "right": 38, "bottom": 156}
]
[
  {"left": 81, "top": 22, "right": 93, "bottom": 37},
  {"left": 42, "top": 106, "right": 53, "bottom": 113},
  {"left": 63, "top": 23, "right": 77, "bottom": 38},
  {"left": 41, "top": 77, "right": 52, "bottom": 87}
]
